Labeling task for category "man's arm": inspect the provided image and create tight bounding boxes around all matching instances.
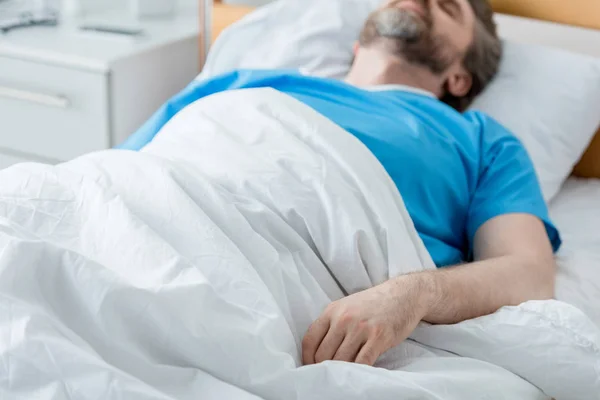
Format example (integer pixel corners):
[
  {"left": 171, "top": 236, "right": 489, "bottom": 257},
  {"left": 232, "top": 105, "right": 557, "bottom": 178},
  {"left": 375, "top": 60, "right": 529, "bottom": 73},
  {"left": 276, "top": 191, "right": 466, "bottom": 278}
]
[
  {"left": 422, "top": 213, "right": 555, "bottom": 324},
  {"left": 302, "top": 213, "right": 556, "bottom": 366}
]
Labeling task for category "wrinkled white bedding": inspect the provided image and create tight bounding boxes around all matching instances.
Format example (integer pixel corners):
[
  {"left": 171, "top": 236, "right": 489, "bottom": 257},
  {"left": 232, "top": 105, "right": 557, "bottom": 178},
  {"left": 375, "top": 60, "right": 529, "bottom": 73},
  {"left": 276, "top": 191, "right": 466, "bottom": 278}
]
[
  {"left": 0, "top": 89, "right": 598, "bottom": 400},
  {"left": 552, "top": 178, "right": 600, "bottom": 329}
]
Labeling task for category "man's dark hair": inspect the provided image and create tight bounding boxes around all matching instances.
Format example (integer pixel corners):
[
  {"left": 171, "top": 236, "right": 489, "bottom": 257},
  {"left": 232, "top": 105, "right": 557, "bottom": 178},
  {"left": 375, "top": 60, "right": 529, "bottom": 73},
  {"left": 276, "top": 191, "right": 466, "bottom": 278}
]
[{"left": 441, "top": 0, "right": 502, "bottom": 111}]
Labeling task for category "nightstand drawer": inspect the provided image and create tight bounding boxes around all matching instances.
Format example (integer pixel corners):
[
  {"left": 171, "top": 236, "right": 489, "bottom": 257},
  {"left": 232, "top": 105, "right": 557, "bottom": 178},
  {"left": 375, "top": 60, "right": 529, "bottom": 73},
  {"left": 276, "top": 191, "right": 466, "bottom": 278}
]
[{"left": 0, "top": 57, "right": 110, "bottom": 161}]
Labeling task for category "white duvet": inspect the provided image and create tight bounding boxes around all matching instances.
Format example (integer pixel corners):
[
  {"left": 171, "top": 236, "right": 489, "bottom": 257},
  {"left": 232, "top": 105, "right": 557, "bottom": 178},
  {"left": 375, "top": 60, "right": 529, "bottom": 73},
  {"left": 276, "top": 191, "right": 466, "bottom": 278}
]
[{"left": 0, "top": 89, "right": 598, "bottom": 400}]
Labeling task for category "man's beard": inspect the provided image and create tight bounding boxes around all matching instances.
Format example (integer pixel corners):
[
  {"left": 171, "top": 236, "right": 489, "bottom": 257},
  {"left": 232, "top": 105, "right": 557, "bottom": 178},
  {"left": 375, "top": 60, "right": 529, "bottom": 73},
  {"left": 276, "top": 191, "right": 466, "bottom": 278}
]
[{"left": 360, "top": 3, "right": 459, "bottom": 75}]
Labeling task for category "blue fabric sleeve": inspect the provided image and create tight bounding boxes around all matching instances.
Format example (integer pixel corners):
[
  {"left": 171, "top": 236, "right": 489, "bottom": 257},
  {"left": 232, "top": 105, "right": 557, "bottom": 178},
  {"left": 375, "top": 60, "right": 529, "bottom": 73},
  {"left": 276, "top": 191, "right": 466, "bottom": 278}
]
[
  {"left": 464, "top": 111, "right": 562, "bottom": 253},
  {"left": 117, "top": 69, "right": 299, "bottom": 150}
]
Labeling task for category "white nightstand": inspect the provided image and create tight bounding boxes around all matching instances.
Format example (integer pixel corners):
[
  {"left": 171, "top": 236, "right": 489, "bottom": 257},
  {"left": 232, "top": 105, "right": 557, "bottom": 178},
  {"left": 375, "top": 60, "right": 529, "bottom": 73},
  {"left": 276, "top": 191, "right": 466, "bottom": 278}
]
[{"left": 0, "top": 7, "right": 200, "bottom": 168}]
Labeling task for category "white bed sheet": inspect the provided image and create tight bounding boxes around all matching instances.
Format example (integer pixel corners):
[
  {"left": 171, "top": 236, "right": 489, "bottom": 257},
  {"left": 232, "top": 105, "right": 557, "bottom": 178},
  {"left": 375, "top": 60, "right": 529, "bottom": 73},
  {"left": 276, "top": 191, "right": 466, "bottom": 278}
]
[
  {"left": 1, "top": 89, "right": 599, "bottom": 399},
  {"left": 551, "top": 178, "right": 600, "bottom": 328}
]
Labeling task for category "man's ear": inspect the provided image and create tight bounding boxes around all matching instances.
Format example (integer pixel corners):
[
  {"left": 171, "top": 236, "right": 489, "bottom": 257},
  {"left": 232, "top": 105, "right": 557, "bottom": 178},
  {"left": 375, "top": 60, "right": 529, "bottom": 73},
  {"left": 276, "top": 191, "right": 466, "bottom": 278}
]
[
  {"left": 445, "top": 68, "right": 473, "bottom": 98},
  {"left": 353, "top": 41, "right": 360, "bottom": 57}
]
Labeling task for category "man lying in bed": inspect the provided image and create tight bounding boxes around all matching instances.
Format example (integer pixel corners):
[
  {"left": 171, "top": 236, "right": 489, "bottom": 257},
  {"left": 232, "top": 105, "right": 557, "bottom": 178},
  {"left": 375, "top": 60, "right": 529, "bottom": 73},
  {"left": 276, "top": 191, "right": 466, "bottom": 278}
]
[{"left": 121, "top": 0, "right": 561, "bottom": 366}]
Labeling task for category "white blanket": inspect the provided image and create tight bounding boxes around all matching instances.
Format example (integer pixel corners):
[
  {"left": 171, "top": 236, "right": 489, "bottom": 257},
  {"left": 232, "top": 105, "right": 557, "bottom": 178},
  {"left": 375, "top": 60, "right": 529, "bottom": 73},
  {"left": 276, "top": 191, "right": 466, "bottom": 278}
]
[{"left": 0, "top": 89, "right": 598, "bottom": 400}]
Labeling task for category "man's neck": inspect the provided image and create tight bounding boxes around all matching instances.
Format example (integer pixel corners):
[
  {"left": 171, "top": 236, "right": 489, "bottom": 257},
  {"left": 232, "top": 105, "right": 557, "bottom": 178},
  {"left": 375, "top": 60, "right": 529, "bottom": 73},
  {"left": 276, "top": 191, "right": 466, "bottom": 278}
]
[{"left": 345, "top": 51, "right": 443, "bottom": 98}]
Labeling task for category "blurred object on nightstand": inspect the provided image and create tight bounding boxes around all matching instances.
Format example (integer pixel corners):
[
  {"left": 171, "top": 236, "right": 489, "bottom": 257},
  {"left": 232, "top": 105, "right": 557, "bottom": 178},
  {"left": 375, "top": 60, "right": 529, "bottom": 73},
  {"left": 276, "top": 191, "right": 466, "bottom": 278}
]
[
  {"left": 0, "top": 0, "right": 59, "bottom": 29},
  {"left": 0, "top": 6, "right": 59, "bottom": 33}
]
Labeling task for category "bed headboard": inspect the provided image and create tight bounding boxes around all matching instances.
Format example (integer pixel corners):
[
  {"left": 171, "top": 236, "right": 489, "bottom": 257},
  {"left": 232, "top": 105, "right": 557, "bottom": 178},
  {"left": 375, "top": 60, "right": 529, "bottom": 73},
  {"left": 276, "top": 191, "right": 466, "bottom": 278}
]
[
  {"left": 490, "top": 0, "right": 600, "bottom": 31},
  {"left": 207, "top": 0, "right": 600, "bottom": 179},
  {"left": 210, "top": 0, "right": 255, "bottom": 43}
]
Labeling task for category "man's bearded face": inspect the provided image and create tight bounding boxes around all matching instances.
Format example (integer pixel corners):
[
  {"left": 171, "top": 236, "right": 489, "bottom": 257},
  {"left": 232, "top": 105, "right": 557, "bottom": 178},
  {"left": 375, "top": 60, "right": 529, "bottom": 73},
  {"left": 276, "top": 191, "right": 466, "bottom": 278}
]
[{"left": 360, "top": 0, "right": 461, "bottom": 74}]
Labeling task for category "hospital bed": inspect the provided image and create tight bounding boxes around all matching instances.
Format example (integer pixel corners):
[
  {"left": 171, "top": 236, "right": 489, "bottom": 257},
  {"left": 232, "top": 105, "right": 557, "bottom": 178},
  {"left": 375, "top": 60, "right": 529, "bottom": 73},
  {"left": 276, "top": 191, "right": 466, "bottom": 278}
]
[{"left": 207, "top": 0, "right": 600, "bottom": 327}]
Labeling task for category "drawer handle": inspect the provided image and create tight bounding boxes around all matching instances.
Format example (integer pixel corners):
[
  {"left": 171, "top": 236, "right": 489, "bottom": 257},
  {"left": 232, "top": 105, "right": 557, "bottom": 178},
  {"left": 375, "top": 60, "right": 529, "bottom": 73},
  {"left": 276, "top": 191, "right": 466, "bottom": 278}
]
[{"left": 0, "top": 85, "right": 70, "bottom": 109}]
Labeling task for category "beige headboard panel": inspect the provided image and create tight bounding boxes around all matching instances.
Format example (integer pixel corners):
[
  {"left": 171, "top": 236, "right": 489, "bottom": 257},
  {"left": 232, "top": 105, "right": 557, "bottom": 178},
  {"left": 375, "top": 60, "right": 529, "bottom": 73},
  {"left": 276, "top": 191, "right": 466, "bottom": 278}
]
[
  {"left": 207, "top": 0, "right": 600, "bottom": 178},
  {"left": 211, "top": 1, "right": 255, "bottom": 42},
  {"left": 490, "top": 0, "right": 600, "bottom": 31}
]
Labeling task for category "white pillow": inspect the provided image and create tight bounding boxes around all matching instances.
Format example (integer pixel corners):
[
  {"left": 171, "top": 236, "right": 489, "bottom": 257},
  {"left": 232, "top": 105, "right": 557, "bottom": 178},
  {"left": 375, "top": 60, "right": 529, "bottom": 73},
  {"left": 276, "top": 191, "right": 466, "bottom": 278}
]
[
  {"left": 470, "top": 41, "right": 600, "bottom": 201},
  {"left": 201, "top": 0, "right": 600, "bottom": 201},
  {"left": 200, "top": 0, "right": 380, "bottom": 80}
]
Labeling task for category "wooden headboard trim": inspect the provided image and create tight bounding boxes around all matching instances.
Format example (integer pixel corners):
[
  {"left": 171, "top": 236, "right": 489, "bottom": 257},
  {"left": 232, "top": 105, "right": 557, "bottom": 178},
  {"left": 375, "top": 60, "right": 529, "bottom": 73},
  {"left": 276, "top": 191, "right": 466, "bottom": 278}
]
[
  {"left": 490, "top": 0, "right": 600, "bottom": 31},
  {"left": 210, "top": 1, "right": 256, "bottom": 44},
  {"left": 574, "top": 128, "right": 600, "bottom": 178}
]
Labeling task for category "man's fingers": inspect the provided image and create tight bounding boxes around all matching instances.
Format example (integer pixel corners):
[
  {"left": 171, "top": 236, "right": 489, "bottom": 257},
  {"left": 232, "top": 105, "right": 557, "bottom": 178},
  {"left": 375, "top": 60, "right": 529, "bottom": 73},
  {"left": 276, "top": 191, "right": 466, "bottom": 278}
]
[
  {"left": 333, "top": 334, "right": 365, "bottom": 362},
  {"left": 314, "top": 328, "right": 346, "bottom": 363},
  {"left": 302, "top": 316, "right": 330, "bottom": 365},
  {"left": 354, "top": 340, "right": 381, "bottom": 366}
]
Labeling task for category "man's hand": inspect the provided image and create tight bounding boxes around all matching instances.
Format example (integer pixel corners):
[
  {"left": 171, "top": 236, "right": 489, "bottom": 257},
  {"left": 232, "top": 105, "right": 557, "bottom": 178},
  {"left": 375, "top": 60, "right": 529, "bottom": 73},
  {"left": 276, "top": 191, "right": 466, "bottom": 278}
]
[
  {"left": 422, "top": 214, "right": 556, "bottom": 325},
  {"left": 301, "top": 215, "right": 556, "bottom": 366},
  {"left": 302, "top": 274, "right": 433, "bottom": 366}
]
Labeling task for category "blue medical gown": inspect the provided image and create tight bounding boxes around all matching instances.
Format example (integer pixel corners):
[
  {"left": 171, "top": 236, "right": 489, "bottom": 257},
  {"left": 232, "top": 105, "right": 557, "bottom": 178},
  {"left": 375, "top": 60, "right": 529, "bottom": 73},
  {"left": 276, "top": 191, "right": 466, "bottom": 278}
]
[{"left": 119, "top": 69, "right": 561, "bottom": 267}]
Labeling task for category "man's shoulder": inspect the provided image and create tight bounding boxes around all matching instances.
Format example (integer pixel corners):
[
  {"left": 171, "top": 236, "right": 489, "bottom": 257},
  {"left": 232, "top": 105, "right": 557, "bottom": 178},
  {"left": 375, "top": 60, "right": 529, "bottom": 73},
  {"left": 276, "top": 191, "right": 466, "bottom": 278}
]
[{"left": 462, "top": 110, "right": 521, "bottom": 144}]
